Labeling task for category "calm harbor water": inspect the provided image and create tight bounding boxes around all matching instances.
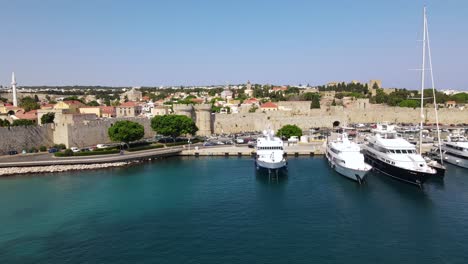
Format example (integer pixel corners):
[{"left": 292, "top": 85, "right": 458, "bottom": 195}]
[{"left": 0, "top": 157, "right": 467, "bottom": 263}]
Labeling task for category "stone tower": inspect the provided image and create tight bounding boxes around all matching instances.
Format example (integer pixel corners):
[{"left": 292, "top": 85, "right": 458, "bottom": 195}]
[
  {"left": 194, "top": 104, "right": 212, "bottom": 136},
  {"left": 245, "top": 80, "right": 253, "bottom": 97},
  {"left": 11, "top": 72, "right": 18, "bottom": 107},
  {"left": 173, "top": 104, "right": 194, "bottom": 119}
]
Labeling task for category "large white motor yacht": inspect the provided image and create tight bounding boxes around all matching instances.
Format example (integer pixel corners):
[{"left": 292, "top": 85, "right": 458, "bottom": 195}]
[
  {"left": 255, "top": 130, "right": 287, "bottom": 172},
  {"left": 441, "top": 135, "right": 468, "bottom": 169},
  {"left": 361, "top": 123, "right": 437, "bottom": 187},
  {"left": 326, "top": 133, "right": 372, "bottom": 184}
]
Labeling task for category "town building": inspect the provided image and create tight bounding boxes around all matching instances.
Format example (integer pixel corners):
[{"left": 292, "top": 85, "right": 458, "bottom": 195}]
[
  {"left": 121, "top": 87, "right": 143, "bottom": 102},
  {"left": 116, "top": 101, "right": 142, "bottom": 117},
  {"left": 245, "top": 81, "right": 253, "bottom": 97},
  {"left": 260, "top": 102, "right": 278, "bottom": 111},
  {"left": 54, "top": 100, "right": 86, "bottom": 113}
]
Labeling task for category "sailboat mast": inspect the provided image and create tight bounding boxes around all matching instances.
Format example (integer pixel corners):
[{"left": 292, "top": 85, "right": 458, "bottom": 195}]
[
  {"left": 419, "top": 7, "right": 427, "bottom": 154},
  {"left": 425, "top": 9, "right": 444, "bottom": 164}
]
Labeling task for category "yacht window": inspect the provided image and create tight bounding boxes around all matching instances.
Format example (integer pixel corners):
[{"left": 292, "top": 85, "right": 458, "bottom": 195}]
[
  {"left": 401, "top": 150, "right": 407, "bottom": 154},
  {"left": 396, "top": 150, "right": 401, "bottom": 154}
]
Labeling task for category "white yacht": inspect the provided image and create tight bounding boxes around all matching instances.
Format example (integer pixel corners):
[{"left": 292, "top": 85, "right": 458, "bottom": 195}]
[
  {"left": 361, "top": 123, "right": 437, "bottom": 186},
  {"left": 325, "top": 133, "right": 372, "bottom": 184},
  {"left": 440, "top": 136, "right": 468, "bottom": 168},
  {"left": 255, "top": 130, "right": 287, "bottom": 172}
]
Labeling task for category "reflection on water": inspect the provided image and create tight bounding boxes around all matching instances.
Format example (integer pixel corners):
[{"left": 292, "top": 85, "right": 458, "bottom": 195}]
[{"left": 255, "top": 168, "right": 289, "bottom": 185}]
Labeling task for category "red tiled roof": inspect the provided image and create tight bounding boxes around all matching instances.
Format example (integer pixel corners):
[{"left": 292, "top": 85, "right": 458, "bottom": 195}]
[
  {"left": 272, "top": 86, "right": 287, "bottom": 91},
  {"left": 243, "top": 98, "right": 259, "bottom": 104},
  {"left": 99, "top": 106, "right": 116, "bottom": 114},
  {"left": 260, "top": 102, "right": 278, "bottom": 108},
  {"left": 119, "top": 101, "right": 140, "bottom": 107},
  {"left": 40, "top": 103, "right": 55, "bottom": 109},
  {"left": 191, "top": 98, "right": 204, "bottom": 103},
  {"left": 15, "top": 110, "right": 37, "bottom": 120}
]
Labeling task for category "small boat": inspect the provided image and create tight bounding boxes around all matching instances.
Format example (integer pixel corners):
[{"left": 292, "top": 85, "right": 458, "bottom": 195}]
[
  {"left": 255, "top": 129, "right": 287, "bottom": 173},
  {"left": 326, "top": 133, "right": 372, "bottom": 184}
]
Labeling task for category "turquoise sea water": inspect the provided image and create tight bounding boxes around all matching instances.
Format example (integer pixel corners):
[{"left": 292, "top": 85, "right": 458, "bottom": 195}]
[{"left": 0, "top": 157, "right": 467, "bottom": 263}]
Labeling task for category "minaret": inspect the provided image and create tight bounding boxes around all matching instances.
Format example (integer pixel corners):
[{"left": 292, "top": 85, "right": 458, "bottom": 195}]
[{"left": 11, "top": 72, "right": 18, "bottom": 107}]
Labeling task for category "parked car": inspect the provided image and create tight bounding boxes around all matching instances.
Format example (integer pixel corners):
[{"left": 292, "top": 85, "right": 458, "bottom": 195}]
[
  {"left": 7, "top": 150, "right": 18, "bottom": 155},
  {"left": 48, "top": 148, "right": 58, "bottom": 153},
  {"left": 203, "top": 142, "right": 216, "bottom": 147},
  {"left": 236, "top": 138, "right": 245, "bottom": 144},
  {"left": 71, "top": 147, "right": 80, "bottom": 153}
]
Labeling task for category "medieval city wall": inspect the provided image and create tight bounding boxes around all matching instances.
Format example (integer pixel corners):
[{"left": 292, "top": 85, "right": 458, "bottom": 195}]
[
  {"left": 213, "top": 107, "right": 468, "bottom": 133},
  {"left": 63, "top": 118, "right": 156, "bottom": 148},
  {"left": 0, "top": 124, "right": 54, "bottom": 154}
]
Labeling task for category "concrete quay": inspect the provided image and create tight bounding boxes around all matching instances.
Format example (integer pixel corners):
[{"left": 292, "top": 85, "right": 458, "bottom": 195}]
[
  {"left": 0, "top": 147, "right": 183, "bottom": 168},
  {"left": 180, "top": 143, "right": 325, "bottom": 157}
]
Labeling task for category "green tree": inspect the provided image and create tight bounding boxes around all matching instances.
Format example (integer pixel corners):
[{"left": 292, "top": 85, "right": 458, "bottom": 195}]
[
  {"left": 0, "top": 119, "right": 10, "bottom": 127},
  {"left": 40, "top": 112, "right": 55, "bottom": 124},
  {"left": 63, "top": 95, "right": 85, "bottom": 103},
  {"left": 277, "top": 125, "right": 302, "bottom": 139},
  {"left": 310, "top": 96, "right": 321, "bottom": 109},
  {"left": 87, "top": 100, "right": 100, "bottom": 106},
  {"left": 19, "top": 97, "right": 40, "bottom": 112},
  {"left": 108, "top": 120, "right": 145, "bottom": 144},
  {"left": 398, "top": 99, "right": 419, "bottom": 108},
  {"left": 34, "top": 95, "right": 40, "bottom": 102},
  {"left": 12, "top": 119, "right": 35, "bottom": 126},
  {"left": 151, "top": 115, "right": 198, "bottom": 138}
]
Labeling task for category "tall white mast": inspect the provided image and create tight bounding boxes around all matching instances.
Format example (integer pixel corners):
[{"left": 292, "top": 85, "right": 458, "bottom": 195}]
[
  {"left": 425, "top": 9, "right": 444, "bottom": 164},
  {"left": 11, "top": 72, "right": 18, "bottom": 107},
  {"left": 419, "top": 7, "right": 427, "bottom": 154}
]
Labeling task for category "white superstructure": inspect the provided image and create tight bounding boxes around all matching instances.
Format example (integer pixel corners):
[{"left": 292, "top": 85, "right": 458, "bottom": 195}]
[
  {"left": 255, "top": 129, "right": 287, "bottom": 171},
  {"left": 361, "top": 123, "right": 436, "bottom": 186},
  {"left": 441, "top": 136, "right": 468, "bottom": 168},
  {"left": 326, "top": 133, "right": 371, "bottom": 183}
]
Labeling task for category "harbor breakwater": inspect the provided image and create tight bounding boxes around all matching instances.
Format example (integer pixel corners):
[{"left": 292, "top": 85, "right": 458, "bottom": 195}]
[{"left": 0, "top": 162, "right": 129, "bottom": 176}]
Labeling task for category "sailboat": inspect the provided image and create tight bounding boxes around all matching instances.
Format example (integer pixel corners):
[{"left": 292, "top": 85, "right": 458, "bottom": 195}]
[
  {"left": 361, "top": 7, "right": 443, "bottom": 186},
  {"left": 418, "top": 7, "right": 446, "bottom": 177}
]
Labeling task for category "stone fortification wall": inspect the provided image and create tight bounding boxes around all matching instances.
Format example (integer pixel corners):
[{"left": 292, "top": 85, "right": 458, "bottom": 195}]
[
  {"left": 214, "top": 107, "right": 468, "bottom": 133},
  {"left": 0, "top": 92, "right": 52, "bottom": 102},
  {"left": 63, "top": 118, "right": 155, "bottom": 148},
  {"left": 0, "top": 124, "right": 53, "bottom": 154}
]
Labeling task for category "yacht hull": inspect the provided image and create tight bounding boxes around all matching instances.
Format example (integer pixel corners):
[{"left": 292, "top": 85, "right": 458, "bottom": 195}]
[
  {"left": 443, "top": 153, "right": 468, "bottom": 169},
  {"left": 328, "top": 158, "right": 369, "bottom": 183},
  {"left": 255, "top": 159, "right": 287, "bottom": 171},
  {"left": 364, "top": 152, "right": 433, "bottom": 186}
]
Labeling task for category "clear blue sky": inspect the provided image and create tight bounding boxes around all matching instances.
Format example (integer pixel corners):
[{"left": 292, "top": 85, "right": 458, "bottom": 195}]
[{"left": 0, "top": 0, "right": 467, "bottom": 90}]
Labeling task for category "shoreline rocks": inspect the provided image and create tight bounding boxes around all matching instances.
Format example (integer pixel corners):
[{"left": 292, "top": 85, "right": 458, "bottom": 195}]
[{"left": 0, "top": 162, "right": 130, "bottom": 176}]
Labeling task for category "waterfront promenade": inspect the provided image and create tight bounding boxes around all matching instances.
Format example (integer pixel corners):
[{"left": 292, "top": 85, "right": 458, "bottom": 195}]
[
  {"left": 0, "top": 142, "right": 325, "bottom": 169},
  {"left": 0, "top": 147, "right": 184, "bottom": 168}
]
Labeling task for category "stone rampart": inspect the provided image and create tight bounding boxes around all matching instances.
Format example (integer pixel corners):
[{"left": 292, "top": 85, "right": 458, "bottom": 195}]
[
  {"left": 63, "top": 118, "right": 155, "bottom": 148},
  {"left": 213, "top": 107, "right": 468, "bottom": 133},
  {"left": 0, "top": 124, "right": 54, "bottom": 154}
]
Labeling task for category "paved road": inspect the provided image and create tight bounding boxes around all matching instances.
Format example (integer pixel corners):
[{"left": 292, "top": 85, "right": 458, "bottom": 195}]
[{"left": 0, "top": 147, "right": 184, "bottom": 168}]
